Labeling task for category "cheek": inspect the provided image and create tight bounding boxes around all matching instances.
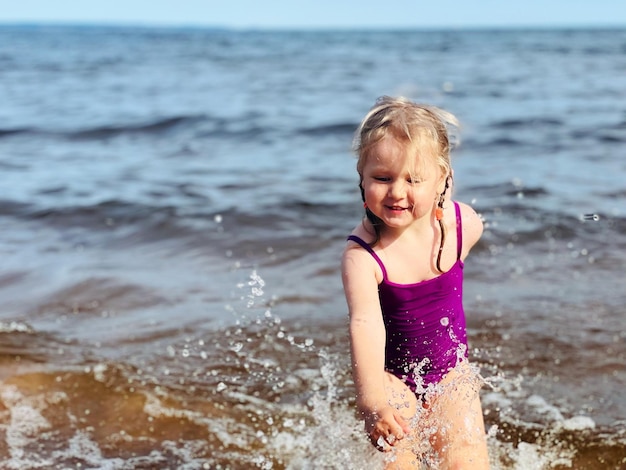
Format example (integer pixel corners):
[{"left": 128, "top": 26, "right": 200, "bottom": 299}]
[
  {"left": 363, "top": 184, "right": 381, "bottom": 201},
  {"left": 409, "top": 186, "right": 436, "bottom": 203}
]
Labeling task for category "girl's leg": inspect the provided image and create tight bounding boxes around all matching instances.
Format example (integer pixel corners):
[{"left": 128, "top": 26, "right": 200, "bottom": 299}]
[{"left": 426, "top": 363, "right": 490, "bottom": 470}]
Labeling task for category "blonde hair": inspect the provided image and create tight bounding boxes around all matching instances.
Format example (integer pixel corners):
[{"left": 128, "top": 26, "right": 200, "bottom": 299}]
[{"left": 354, "top": 96, "right": 459, "bottom": 179}]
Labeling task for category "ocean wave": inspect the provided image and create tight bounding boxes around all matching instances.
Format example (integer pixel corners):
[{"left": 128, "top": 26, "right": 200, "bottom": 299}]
[
  {"left": 491, "top": 117, "right": 564, "bottom": 129},
  {"left": 0, "top": 326, "right": 70, "bottom": 364},
  {"left": 30, "top": 199, "right": 179, "bottom": 226},
  {"left": 597, "top": 132, "right": 626, "bottom": 143},
  {"left": 571, "top": 127, "right": 626, "bottom": 144},
  {"left": 462, "top": 136, "right": 526, "bottom": 150},
  {"left": 0, "top": 117, "right": 358, "bottom": 144},
  {"left": 4, "top": 189, "right": 623, "bottom": 263},
  {"left": 69, "top": 115, "right": 205, "bottom": 140},
  {"left": 0, "top": 115, "right": 211, "bottom": 141},
  {"left": 0, "top": 199, "right": 34, "bottom": 216},
  {"left": 34, "top": 277, "right": 169, "bottom": 317},
  {"left": 0, "top": 127, "right": 31, "bottom": 138},
  {"left": 465, "top": 182, "right": 550, "bottom": 199},
  {"left": 297, "top": 122, "right": 358, "bottom": 136}
]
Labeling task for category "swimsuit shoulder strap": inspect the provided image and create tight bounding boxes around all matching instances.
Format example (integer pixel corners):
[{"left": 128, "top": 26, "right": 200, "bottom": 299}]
[
  {"left": 453, "top": 201, "right": 463, "bottom": 260},
  {"left": 346, "top": 235, "right": 388, "bottom": 280}
]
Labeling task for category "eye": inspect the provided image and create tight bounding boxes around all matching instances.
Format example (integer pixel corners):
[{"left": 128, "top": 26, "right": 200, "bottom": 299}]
[
  {"left": 373, "top": 176, "right": 391, "bottom": 182},
  {"left": 407, "top": 177, "right": 423, "bottom": 184}
]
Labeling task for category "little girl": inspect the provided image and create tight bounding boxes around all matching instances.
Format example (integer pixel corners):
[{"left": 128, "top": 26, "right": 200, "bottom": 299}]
[{"left": 342, "top": 96, "right": 490, "bottom": 469}]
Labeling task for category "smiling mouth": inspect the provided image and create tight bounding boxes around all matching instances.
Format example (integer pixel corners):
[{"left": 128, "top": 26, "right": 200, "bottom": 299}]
[{"left": 386, "top": 205, "right": 409, "bottom": 211}]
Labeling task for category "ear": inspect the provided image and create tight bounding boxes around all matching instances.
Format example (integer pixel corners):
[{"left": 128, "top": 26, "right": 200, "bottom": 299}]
[{"left": 436, "top": 169, "right": 449, "bottom": 194}]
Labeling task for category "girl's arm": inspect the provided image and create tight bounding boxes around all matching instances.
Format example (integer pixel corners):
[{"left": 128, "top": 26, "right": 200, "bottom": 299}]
[
  {"left": 458, "top": 202, "right": 484, "bottom": 259},
  {"left": 342, "top": 244, "right": 409, "bottom": 448}
]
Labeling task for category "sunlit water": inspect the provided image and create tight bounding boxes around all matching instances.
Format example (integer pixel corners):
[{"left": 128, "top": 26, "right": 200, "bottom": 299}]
[{"left": 0, "top": 25, "right": 625, "bottom": 468}]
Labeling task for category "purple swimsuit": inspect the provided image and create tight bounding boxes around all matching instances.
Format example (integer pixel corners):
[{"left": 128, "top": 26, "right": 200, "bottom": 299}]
[{"left": 348, "top": 202, "right": 468, "bottom": 394}]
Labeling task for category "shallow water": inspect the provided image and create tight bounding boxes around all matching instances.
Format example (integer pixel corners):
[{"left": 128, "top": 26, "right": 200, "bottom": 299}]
[{"left": 0, "top": 25, "right": 625, "bottom": 468}]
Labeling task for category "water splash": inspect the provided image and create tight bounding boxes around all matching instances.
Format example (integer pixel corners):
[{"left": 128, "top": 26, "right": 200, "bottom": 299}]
[
  {"left": 246, "top": 270, "right": 266, "bottom": 308},
  {"left": 150, "top": 268, "right": 619, "bottom": 469}
]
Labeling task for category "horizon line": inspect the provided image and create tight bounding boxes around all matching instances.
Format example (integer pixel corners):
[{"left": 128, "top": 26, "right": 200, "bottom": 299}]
[{"left": 0, "top": 20, "right": 625, "bottom": 32}]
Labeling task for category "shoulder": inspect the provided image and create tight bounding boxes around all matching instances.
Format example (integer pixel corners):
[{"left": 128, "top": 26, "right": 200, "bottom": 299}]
[
  {"left": 342, "top": 225, "right": 383, "bottom": 286},
  {"left": 455, "top": 201, "right": 483, "bottom": 251},
  {"left": 343, "top": 221, "right": 375, "bottom": 257}
]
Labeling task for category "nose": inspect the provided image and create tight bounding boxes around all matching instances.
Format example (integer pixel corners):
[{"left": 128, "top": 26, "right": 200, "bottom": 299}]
[{"left": 387, "top": 180, "right": 405, "bottom": 199}]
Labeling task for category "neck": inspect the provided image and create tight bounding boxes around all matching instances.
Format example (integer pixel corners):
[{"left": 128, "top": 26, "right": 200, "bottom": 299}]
[{"left": 379, "top": 214, "right": 439, "bottom": 246}]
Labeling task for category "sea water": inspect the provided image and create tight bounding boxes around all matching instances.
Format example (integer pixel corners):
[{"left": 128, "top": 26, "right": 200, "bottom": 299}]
[{"left": 0, "top": 25, "right": 625, "bottom": 468}]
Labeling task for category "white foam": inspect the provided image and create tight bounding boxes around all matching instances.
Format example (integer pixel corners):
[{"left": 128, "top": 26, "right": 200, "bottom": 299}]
[
  {"left": 525, "top": 393, "right": 564, "bottom": 422},
  {"left": 560, "top": 415, "right": 596, "bottom": 431},
  {"left": 92, "top": 363, "right": 108, "bottom": 382},
  {"left": 52, "top": 431, "right": 125, "bottom": 470},
  {"left": 0, "top": 321, "right": 33, "bottom": 333},
  {"left": 1, "top": 385, "right": 54, "bottom": 469},
  {"left": 512, "top": 442, "right": 551, "bottom": 469}
]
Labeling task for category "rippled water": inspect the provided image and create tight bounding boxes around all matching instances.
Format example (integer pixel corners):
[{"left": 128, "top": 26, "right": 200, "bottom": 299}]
[{"left": 0, "top": 25, "right": 625, "bottom": 468}]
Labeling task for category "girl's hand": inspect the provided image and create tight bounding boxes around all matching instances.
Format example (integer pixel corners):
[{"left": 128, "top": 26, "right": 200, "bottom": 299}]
[{"left": 364, "top": 406, "right": 411, "bottom": 452}]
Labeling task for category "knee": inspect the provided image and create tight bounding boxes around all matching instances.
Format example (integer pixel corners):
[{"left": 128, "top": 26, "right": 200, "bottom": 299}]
[{"left": 445, "top": 445, "right": 490, "bottom": 470}]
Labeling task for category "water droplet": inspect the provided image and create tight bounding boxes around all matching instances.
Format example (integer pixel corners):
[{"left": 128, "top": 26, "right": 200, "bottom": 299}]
[
  {"left": 216, "top": 382, "right": 227, "bottom": 392},
  {"left": 214, "top": 214, "right": 223, "bottom": 223},
  {"left": 440, "top": 317, "right": 449, "bottom": 326},
  {"left": 181, "top": 349, "right": 190, "bottom": 358},
  {"left": 304, "top": 338, "right": 314, "bottom": 347}
]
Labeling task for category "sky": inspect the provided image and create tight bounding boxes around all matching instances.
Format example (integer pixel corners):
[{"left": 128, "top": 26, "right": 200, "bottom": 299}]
[{"left": 0, "top": 0, "right": 624, "bottom": 30}]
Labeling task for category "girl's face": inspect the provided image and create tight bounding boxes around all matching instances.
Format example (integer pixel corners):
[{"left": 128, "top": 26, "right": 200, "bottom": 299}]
[{"left": 361, "top": 136, "right": 444, "bottom": 230}]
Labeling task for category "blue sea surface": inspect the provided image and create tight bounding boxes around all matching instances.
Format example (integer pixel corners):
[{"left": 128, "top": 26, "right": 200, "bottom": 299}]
[{"left": 0, "top": 25, "right": 625, "bottom": 469}]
